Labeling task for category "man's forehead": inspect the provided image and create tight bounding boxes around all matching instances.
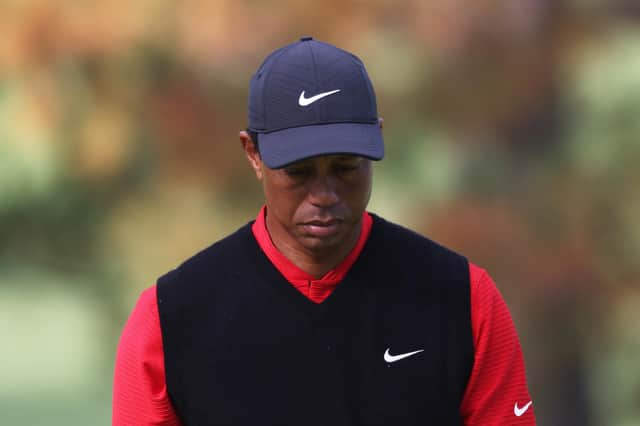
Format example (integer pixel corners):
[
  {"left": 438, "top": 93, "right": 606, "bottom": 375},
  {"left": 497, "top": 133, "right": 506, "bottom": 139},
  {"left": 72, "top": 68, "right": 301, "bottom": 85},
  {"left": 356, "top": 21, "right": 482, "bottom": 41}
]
[{"left": 282, "top": 155, "right": 368, "bottom": 167}]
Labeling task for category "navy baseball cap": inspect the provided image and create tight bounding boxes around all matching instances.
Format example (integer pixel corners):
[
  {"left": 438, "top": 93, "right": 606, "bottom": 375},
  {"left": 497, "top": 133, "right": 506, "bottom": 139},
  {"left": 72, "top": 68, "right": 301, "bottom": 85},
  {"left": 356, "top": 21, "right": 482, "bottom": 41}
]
[{"left": 247, "top": 36, "right": 384, "bottom": 168}]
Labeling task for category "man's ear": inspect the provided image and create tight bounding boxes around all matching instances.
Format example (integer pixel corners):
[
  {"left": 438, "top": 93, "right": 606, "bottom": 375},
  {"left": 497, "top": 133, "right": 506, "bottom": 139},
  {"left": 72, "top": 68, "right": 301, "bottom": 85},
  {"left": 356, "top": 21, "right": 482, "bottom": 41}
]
[{"left": 239, "top": 130, "right": 263, "bottom": 180}]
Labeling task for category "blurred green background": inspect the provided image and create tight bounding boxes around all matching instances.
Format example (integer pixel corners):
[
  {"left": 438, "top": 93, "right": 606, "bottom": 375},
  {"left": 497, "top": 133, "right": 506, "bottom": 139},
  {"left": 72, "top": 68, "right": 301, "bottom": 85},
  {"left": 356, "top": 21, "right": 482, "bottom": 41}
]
[{"left": 1, "top": 1, "right": 639, "bottom": 425}]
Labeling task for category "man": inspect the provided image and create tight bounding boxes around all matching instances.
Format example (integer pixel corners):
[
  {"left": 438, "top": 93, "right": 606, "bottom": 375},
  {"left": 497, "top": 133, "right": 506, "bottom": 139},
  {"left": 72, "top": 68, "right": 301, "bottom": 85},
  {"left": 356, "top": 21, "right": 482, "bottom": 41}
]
[{"left": 113, "top": 37, "right": 535, "bottom": 425}]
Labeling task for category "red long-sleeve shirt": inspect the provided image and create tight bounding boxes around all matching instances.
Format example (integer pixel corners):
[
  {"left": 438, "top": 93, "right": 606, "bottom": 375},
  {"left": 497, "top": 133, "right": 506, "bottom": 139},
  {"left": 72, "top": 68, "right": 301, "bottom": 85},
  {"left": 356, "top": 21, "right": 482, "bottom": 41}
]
[{"left": 113, "top": 209, "right": 535, "bottom": 425}]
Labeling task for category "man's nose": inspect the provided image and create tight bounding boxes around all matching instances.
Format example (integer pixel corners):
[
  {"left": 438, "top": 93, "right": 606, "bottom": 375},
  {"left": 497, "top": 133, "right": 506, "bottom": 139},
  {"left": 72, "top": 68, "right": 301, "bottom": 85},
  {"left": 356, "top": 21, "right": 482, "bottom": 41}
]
[{"left": 307, "top": 174, "right": 339, "bottom": 207}]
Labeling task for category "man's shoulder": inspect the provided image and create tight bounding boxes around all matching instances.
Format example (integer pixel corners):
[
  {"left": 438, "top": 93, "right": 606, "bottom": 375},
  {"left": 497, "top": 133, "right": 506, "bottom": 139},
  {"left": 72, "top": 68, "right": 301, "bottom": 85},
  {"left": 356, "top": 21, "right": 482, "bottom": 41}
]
[
  {"left": 157, "top": 221, "right": 255, "bottom": 288},
  {"left": 366, "top": 213, "right": 471, "bottom": 300},
  {"left": 368, "top": 213, "right": 466, "bottom": 262}
]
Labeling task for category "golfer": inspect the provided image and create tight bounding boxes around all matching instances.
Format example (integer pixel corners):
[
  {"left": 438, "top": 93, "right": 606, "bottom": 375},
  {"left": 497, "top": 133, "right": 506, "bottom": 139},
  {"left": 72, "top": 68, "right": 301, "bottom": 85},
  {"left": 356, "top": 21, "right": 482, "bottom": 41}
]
[{"left": 113, "top": 37, "right": 536, "bottom": 425}]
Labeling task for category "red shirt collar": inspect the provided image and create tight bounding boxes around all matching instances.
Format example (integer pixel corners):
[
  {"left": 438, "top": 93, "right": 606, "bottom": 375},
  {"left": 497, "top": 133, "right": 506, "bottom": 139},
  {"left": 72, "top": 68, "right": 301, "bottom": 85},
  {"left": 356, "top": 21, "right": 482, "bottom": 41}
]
[{"left": 251, "top": 205, "right": 373, "bottom": 303}]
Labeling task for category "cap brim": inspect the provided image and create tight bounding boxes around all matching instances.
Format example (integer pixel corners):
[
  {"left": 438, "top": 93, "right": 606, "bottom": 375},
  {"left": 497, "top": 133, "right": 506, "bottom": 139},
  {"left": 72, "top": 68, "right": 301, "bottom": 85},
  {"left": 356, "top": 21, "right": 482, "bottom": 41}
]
[{"left": 258, "top": 122, "right": 384, "bottom": 169}]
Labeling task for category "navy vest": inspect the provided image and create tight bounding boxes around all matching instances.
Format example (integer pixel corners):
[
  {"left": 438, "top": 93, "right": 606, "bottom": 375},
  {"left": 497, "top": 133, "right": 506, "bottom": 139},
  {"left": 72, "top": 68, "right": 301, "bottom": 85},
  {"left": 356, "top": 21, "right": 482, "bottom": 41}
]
[{"left": 157, "top": 215, "right": 473, "bottom": 425}]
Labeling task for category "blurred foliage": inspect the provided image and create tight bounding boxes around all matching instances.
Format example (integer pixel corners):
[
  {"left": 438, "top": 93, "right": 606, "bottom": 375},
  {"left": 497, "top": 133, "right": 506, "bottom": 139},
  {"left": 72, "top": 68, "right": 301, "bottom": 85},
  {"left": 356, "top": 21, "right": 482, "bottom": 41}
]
[{"left": 1, "top": 1, "right": 639, "bottom": 425}]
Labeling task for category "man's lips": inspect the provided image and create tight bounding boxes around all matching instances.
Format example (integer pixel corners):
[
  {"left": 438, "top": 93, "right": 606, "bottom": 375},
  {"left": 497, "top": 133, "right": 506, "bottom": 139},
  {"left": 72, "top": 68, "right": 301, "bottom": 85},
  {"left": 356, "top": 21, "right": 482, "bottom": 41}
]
[
  {"left": 304, "top": 218, "right": 341, "bottom": 226},
  {"left": 301, "top": 218, "right": 343, "bottom": 237}
]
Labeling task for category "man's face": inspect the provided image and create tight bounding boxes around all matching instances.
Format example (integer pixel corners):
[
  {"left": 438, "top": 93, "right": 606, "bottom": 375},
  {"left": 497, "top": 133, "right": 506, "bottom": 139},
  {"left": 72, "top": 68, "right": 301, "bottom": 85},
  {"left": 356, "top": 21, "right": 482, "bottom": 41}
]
[{"left": 242, "top": 134, "right": 373, "bottom": 257}]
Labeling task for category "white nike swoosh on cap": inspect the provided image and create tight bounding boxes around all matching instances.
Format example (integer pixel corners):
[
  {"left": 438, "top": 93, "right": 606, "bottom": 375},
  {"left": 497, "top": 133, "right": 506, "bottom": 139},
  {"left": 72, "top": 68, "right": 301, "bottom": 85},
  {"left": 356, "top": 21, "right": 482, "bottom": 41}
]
[
  {"left": 383, "top": 348, "right": 424, "bottom": 363},
  {"left": 298, "top": 89, "right": 341, "bottom": 106}
]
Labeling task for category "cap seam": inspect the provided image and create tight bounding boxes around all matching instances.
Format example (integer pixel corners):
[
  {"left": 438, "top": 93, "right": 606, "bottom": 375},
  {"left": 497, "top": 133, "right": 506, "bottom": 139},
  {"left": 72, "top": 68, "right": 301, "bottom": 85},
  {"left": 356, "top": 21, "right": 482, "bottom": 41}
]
[
  {"left": 306, "top": 41, "right": 320, "bottom": 123},
  {"left": 352, "top": 58, "right": 375, "bottom": 116},
  {"left": 261, "top": 46, "right": 292, "bottom": 131},
  {"left": 250, "top": 119, "right": 379, "bottom": 134}
]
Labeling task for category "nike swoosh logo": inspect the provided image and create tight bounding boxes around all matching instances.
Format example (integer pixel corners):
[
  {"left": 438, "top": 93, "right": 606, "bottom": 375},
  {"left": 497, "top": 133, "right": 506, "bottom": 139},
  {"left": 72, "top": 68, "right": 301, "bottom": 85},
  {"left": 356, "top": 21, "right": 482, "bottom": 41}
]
[
  {"left": 383, "top": 348, "right": 424, "bottom": 363},
  {"left": 514, "top": 401, "right": 532, "bottom": 417},
  {"left": 298, "top": 89, "right": 341, "bottom": 106}
]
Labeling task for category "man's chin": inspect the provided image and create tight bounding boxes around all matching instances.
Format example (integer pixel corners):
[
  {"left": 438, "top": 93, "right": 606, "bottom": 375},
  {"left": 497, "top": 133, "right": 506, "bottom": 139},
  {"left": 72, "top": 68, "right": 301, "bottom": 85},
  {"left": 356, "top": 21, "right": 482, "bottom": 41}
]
[
  {"left": 300, "top": 233, "right": 345, "bottom": 253},
  {"left": 296, "top": 220, "right": 360, "bottom": 254}
]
